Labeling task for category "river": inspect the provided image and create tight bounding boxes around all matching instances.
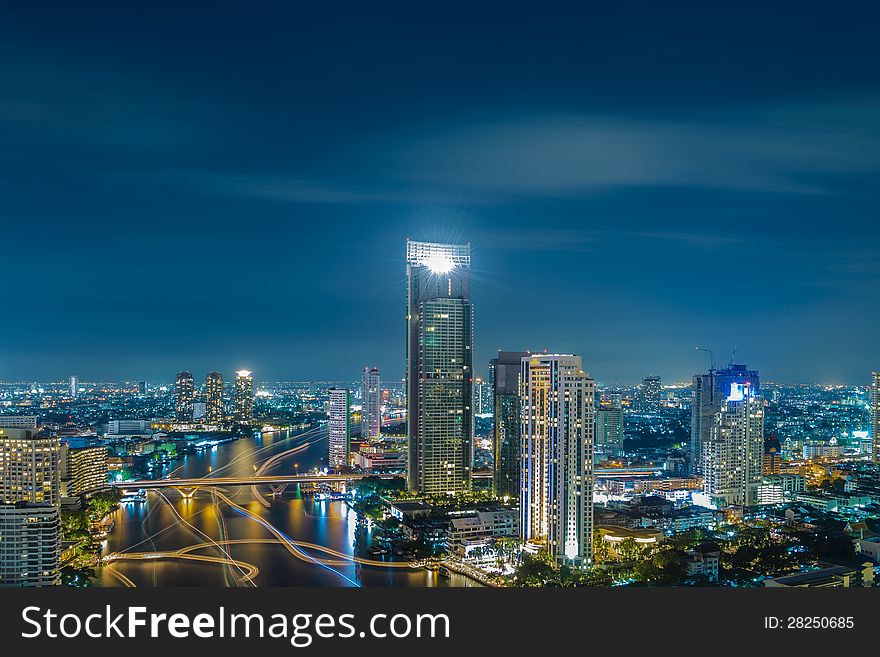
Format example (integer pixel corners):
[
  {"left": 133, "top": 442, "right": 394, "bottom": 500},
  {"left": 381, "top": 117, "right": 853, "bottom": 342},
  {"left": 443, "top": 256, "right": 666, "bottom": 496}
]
[{"left": 96, "top": 427, "right": 481, "bottom": 587}]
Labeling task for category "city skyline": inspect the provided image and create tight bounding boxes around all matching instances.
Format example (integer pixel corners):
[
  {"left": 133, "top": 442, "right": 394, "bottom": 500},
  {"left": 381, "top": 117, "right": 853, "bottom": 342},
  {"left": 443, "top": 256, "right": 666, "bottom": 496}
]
[{"left": 2, "top": 5, "right": 880, "bottom": 384}]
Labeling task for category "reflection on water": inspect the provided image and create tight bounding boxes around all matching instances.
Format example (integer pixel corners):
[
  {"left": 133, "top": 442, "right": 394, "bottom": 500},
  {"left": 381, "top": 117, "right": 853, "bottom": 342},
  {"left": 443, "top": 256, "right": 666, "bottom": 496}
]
[{"left": 98, "top": 429, "right": 481, "bottom": 588}]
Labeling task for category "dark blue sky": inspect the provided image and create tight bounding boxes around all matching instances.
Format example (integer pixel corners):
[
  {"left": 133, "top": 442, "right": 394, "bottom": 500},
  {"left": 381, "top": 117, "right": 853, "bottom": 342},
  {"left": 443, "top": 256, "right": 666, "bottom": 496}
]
[{"left": 2, "top": 2, "right": 879, "bottom": 384}]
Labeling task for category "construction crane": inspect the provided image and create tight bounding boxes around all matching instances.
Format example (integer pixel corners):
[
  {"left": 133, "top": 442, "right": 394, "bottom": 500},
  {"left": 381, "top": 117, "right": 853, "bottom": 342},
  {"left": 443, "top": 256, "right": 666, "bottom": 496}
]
[{"left": 695, "top": 347, "right": 716, "bottom": 372}]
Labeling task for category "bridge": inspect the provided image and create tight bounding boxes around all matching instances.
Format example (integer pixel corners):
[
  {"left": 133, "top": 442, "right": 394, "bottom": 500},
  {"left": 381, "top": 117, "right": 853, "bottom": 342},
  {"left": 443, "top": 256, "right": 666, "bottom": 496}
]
[{"left": 111, "top": 473, "right": 405, "bottom": 497}]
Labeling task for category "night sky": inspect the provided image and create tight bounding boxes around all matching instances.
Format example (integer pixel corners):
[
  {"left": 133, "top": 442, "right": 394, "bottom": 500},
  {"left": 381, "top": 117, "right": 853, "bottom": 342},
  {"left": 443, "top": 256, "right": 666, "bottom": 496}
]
[{"left": 2, "top": 2, "right": 879, "bottom": 385}]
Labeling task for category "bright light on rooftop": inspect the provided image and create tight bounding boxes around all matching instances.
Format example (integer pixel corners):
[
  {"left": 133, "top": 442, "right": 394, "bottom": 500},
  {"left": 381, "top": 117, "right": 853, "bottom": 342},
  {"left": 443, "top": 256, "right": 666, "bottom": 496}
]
[
  {"left": 425, "top": 253, "right": 454, "bottom": 273},
  {"left": 236, "top": 370, "right": 252, "bottom": 377}
]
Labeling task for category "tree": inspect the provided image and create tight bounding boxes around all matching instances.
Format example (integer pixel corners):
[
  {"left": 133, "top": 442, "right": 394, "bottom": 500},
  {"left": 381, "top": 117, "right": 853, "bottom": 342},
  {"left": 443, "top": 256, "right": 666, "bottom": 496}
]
[{"left": 632, "top": 549, "right": 689, "bottom": 586}]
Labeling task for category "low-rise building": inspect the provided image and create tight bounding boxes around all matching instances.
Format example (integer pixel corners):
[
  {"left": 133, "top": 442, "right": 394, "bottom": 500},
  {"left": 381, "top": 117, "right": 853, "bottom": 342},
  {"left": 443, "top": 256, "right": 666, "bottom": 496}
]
[
  {"left": 447, "top": 509, "right": 518, "bottom": 555},
  {"left": 353, "top": 449, "right": 406, "bottom": 473},
  {"left": 0, "top": 416, "right": 38, "bottom": 429},
  {"left": 764, "top": 564, "right": 874, "bottom": 588},
  {"left": 685, "top": 542, "right": 721, "bottom": 580}
]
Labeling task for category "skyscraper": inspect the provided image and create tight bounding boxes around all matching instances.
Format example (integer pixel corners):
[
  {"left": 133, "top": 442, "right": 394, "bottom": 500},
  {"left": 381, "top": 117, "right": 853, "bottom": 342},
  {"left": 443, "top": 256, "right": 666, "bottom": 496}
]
[
  {"left": 69, "top": 375, "right": 78, "bottom": 399},
  {"left": 639, "top": 375, "right": 661, "bottom": 412},
  {"left": 702, "top": 380, "right": 764, "bottom": 507},
  {"left": 473, "top": 377, "right": 486, "bottom": 415},
  {"left": 328, "top": 387, "right": 351, "bottom": 469},
  {"left": 0, "top": 428, "right": 61, "bottom": 506},
  {"left": 520, "top": 354, "right": 595, "bottom": 565},
  {"left": 406, "top": 240, "right": 473, "bottom": 495},
  {"left": 361, "top": 367, "right": 381, "bottom": 440},
  {"left": 691, "top": 363, "right": 760, "bottom": 475},
  {"left": 596, "top": 403, "right": 624, "bottom": 455},
  {"left": 871, "top": 372, "right": 880, "bottom": 465},
  {"left": 492, "top": 351, "right": 529, "bottom": 499},
  {"left": 175, "top": 371, "right": 195, "bottom": 422},
  {"left": 205, "top": 371, "right": 224, "bottom": 424},
  {"left": 234, "top": 370, "right": 254, "bottom": 424}
]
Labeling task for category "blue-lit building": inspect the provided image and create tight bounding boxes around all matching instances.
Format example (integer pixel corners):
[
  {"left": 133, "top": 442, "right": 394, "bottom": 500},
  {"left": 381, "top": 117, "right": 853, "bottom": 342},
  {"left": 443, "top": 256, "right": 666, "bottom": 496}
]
[{"left": 691, "top": 364, "right": 760, "bottom": 475}]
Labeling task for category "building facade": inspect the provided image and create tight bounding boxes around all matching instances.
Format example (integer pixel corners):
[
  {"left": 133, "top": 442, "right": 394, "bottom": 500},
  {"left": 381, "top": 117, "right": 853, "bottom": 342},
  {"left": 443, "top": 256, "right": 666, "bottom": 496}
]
[
  {"left": 234, "top": 370, "right": 254, "bottom": 423},
  {"left": 596, "top": 404, "right": 624, "bottom": 454},
  {"left": 205, "top": 371, "right": 224, "bottom": 424},
  {"left": 0, "top": 502, "right": 60, "bottom": 587},
  {"left": 361, "top": 367, "right": 381, "bottom": 440},
  {"left": 0, "top": 416, "right": 38, "bottom": 429},
  {"left": 406, "top": 240, "right": 473, "bottom": 495},
  {"left": 60, "top": 444, "right": 108, "bottom": 499},
  {"left": 691, "top": 364, "right": 760, "bottom": 475},
  {"left": 639, "top": 375, "right": 662, "bottom": 412},
  {"left": 328, "top": 387, "right": 351, "bottom": 469},
  {"left": 0, "top": 428, "right": 61, "bottom": 506},
  {"left": 702, "top": 381, "right": 765, "bottom": 507},
  {"left": 520, "top": 354, "right": 595, "bottom": 565},
  {"left": 493, "top": 351, "right": 529, "bottom": 499},
  {"left": 872, "top": 372, "right": 880, "bottom": 465},
  {"left": 175, "top": 371, "right": 195, "bottom": 422}
]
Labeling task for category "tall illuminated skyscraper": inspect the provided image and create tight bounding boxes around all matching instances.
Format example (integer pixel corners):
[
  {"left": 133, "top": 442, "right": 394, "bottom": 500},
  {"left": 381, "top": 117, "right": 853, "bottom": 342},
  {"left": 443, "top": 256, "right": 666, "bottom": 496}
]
[
  {"left": 328, "top": 387, "right": 351, "bottom": 469},
  {"left": 691, "top": 363, "right": 760, "bottom": 475},
  {"left": 234, "top": 370, "right": 254, "bottom": 423},
  {"left": 205, "top": 371, "right": 224, "bottom": 424},
  {"left": 520, "top": 354, "right": 595, "bottom": 565},
  {"left": 0, "top": 428, "right": 61, "bottom": 506},
  {"left": 175, "top": 371, "right": 195, "bottom": 422},
  {"left": 406, "top": 239, "right": 473, "bottom": 495},
  {"left": 639, "top": 374, "right": 661, "bottom": 412},
  {"left": 492, "top": 350, "right": 529, "bottom": 498},
  {"left": 361, "top": 367, "right": 381, "bottom": 440},
  {"left": 871, "top": 372, "right": 880, "bottom": 465},
  {"left": 69, "top": 375, "right": 78, "bottom": 399},
  {"left": 702, "top": 380, "right": 764, "bottom": 507}
]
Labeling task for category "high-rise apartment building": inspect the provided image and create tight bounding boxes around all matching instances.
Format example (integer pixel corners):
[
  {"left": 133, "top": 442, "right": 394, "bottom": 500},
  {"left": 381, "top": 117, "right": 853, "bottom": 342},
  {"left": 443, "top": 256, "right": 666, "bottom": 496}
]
[
  {"left": 702, "top": 380, "right": 765, "bottom": 507},
  {"left": 639, "top": 375, "right": 662, "bottom": 412},
  {"left": 691, "top": 364, "right": 760, "bottom": 475},
  {"left": 234, "top": 370, "right": 254, "bottom": 423},
  {"left": 328, "top": 387, "right": 351, "bottom": 469},
  {"left": 520, "top": 354, "right": 595, "bottom": 565},
  {"left": 473, "top": 377, "right": 486, "bottom": 415},
  {"left": 872, "top": 372, "right": 880, "bottom": 465},
  {"left": 361, "top": 367, "right": 381, "bottom": 440},
  {"left": 175, "top": 371, "right": 195, "bottom": 422},
  {"left": 60, "top": 444, "right": 108, "bottom": 499},
  {"left": 205, "top": 371, "right": 224, "bottom": 424},
  {"left": 596, "top": 404, "right": 624, "bottom": 454},
  {"left": 0, "top": 428, "right": 61, "bottom": 506},
  {"left": 0, "top": 502, "right": 60, "bottom": 587},
  {"left": 492, "top": 351, "right": 529, "bottom": 499},
  {"left": 406, "top": 240, "right": 473, "bottom": 495}
]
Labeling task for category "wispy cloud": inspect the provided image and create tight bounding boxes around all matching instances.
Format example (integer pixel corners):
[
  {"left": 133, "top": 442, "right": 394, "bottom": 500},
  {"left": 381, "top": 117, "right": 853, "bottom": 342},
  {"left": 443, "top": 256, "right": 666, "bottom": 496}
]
[{"left": 176, "top": 98, "right": 880, "bottom": 206}]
